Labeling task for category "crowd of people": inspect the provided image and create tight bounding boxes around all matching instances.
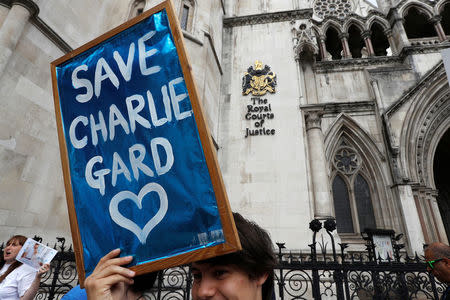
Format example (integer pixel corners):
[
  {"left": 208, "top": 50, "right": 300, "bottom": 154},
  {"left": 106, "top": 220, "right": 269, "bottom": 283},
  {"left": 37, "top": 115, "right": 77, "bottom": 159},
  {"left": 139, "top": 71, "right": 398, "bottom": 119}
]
[{"left": 2, "top": 218, "right": 450, "bottom": 300}]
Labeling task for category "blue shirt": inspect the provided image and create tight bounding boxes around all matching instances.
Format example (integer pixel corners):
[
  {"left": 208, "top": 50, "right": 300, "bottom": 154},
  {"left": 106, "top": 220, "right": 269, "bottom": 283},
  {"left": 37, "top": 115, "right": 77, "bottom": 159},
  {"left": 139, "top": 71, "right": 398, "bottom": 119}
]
[{"left": 61, "top": 285, "right": 87, "bottom": 300}]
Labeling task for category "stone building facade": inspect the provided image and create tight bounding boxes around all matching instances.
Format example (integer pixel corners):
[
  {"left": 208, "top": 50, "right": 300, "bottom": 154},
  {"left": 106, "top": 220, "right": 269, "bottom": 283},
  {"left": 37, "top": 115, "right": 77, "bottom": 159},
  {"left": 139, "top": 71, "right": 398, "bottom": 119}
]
[{"left": 0, "top": 0, "right": 448, "bottom": 255}]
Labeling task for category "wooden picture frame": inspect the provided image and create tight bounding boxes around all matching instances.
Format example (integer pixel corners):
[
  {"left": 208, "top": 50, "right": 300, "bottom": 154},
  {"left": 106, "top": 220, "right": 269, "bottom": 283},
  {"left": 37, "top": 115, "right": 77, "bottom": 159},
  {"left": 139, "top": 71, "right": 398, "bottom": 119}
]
[{"left": 50, "top": 0, "right": 240, "bottom": 285}]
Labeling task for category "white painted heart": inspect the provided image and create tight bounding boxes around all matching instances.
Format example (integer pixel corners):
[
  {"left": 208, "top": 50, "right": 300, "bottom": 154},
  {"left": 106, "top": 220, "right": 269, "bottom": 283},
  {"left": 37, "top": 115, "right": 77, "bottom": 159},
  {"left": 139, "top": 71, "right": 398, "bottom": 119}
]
[{"left": 109, "top": 182, "right": 168, "bottom": 244}]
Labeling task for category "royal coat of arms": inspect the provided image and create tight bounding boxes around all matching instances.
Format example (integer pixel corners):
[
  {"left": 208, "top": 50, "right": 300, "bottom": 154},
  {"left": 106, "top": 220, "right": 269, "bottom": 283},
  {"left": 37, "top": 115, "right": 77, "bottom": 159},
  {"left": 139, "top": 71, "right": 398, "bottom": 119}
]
[{"left": 242, "top": 61, "right": 277, "bottom": 96}]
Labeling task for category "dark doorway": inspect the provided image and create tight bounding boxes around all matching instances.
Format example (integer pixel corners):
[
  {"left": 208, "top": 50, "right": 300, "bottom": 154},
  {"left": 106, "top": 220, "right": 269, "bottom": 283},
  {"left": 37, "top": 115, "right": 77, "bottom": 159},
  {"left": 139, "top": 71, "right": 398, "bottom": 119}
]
[
  {"left": 441, "top": 3, "right": 450, "bottom": 36},
  {"left": 404, "top": 7, "right": 437, "bottom": 39},
  {"left": 433, "top": 128, "right": 450, "bottom": 240},
  {"left": 348, "top": 25, "right": 364, "bottom": 58},
  {"left": 325, "top": 27, "right": 343, "bottom": 60},
  {"left": 371, "top": 22, "right": 390, "bottom": 56}
]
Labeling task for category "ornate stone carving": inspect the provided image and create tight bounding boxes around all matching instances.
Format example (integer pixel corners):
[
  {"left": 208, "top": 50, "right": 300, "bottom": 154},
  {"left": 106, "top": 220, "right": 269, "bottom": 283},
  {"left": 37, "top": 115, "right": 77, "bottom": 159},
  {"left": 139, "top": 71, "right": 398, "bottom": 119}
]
[
  {"left": 313, "top": 0, "right": 352, "bottom": 20},
  {"left": 223, "top": 9, "right": 313, "bottom": 28},
  {"left": 314, "top": 56, "right": 403, "bottom": 73},
  {"left": 333, "top": 146, "right": 360, "bottom": 174},
  {"left": 416, "top": 95, "right": 450, "bottom": 185},
  {"left": 305, "top": 111, "right": 323, "bottom": 131},
  {"left": 292, "top": 20, "right": 319, "bottom": 61}
]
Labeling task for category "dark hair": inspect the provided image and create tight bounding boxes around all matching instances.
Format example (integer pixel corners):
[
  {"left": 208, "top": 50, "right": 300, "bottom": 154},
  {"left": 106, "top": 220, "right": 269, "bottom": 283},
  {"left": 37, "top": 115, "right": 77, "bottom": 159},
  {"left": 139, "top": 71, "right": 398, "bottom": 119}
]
[
  {"left": 131, "top": 271, "right": 159, "bottom": 294},
  {"left": 425, "top": 243, "right": 450, "bottom": 259},
  {"left": 195, "top": 212, "right": 276, "bottom": 300},
  {"left": 0, "top": 235, "right": 27, "bottom": 283}
]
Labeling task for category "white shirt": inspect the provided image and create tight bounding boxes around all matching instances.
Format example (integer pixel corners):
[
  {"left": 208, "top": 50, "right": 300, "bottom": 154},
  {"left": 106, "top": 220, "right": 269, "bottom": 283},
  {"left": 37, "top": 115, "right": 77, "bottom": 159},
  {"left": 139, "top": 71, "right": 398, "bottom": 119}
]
[{"left": 0, "top": 263, "right": 37, "bottom": 300}]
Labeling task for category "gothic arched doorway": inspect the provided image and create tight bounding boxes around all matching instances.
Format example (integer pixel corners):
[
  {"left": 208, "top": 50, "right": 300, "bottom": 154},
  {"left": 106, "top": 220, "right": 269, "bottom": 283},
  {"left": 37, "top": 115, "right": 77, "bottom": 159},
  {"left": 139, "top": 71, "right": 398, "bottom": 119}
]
[{"left": 434, "top": 128, "right": 450, "bottom": 240}]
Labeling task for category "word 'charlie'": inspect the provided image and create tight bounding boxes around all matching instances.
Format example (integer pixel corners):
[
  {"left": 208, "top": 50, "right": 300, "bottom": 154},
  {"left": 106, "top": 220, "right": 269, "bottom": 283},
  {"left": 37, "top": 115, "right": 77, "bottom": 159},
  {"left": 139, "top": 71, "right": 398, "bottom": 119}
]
[{"left": 66, "top": 29, "right": 194, "bottom": 195}]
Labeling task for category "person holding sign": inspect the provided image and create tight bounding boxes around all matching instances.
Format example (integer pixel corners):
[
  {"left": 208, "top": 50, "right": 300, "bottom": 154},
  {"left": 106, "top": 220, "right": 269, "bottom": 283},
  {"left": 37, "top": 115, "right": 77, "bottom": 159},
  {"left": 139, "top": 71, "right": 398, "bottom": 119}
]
[
  {"left": 0, "top": 235, "right": 50, "bottom": 300},
  {"left": 85, "top": 213, "right": 276, "bottom": 300}
]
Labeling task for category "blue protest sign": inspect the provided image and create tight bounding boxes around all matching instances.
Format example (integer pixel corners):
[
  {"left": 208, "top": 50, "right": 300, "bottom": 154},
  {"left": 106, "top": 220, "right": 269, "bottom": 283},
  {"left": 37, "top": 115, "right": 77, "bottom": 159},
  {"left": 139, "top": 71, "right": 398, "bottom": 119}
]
[{"left": 51, "top": 1, "right": 240, "bottom": 283}]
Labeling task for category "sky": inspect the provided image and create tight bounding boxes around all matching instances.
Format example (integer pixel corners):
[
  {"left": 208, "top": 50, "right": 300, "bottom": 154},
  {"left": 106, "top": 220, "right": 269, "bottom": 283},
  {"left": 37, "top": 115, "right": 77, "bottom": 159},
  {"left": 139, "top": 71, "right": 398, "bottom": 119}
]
[{"left": 365, "top": 0, "right": 378, "bottom": 7}]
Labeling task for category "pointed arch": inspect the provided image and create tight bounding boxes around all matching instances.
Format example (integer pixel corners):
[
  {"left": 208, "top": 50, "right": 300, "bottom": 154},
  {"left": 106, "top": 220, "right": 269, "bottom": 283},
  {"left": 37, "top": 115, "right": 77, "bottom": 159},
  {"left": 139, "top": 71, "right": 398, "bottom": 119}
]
[
  {"left": 402, "top": 5, "right": 437, "bottom": 39},
  {"left": 435, "top": 0, "right": 450, "bottom": 14},
  {"left": 311, "top": 24, "right": 324, "bottom": 37},
  {"left": 343, "top": 18, "right": 366, "bottom": 33},
  {"left": 398, "top": 1, "right": 434, "bottom": 18},
  {"left": 347, "top": 23, "right": 365, "bottom": 58},
  {"left": 325, "top": 113, "right": 385, "bottom": 162},
  {"left": 399, "top": 63, "right": 450, "bottom": 187},
  {"left": 324, "top": 26, "right": 343, "bottom": 60},
  {"left": 392, "top": 62, "right": 450, "bottom": 243},
  {"left": 438, "top": 1, "right": 450, "bottom": 35},
  {"left": 324, "top": 114, "right": 395, "bottom": 234},
  {"left": 322, "top": 19, "right": 344, "bottom": 35},
  {"left": 366, "top": 15, "right": 390, "bottom": 32}
]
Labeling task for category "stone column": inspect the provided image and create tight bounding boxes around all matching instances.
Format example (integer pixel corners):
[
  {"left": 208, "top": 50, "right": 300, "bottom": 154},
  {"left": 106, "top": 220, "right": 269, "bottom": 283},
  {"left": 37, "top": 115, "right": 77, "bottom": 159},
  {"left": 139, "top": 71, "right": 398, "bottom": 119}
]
[
  {"left": 362, "top": 30, "right": 375, "bottom": 56},
  {"left": 384, "top": 29, "right": 398, "bottom": 56},
  {"left": 370, "top": 79, "right": 385, "bottom": 111},
  {"left": 0, "top": 0, "right": 38, "bottom": 79},
  {"left": 304, "top": 110, "right": 333, "bottom": 219},
  {"left": 430, "top": 16, "right": 447, "bottom": 42},
  {"left": 318, "top": 35, "right": 328, "bottom": 61},
  {"left": 386, "top": 8, "right": 410, "bottom": 54},
  {"left": 429, "top": 195, "right": 449, "bottom": 243},
  {"left": 339, "top": 33, "right": 351, "bottom": 59},
  {"left": 394, "top": 184, "right": 425, "bottom": 255}
]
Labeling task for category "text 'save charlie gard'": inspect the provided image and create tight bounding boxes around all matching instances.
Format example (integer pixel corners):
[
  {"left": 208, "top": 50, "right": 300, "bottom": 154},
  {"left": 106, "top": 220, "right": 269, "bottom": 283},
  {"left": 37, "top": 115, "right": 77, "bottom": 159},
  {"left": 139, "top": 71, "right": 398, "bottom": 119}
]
[{"left": 54, "top": 8, "right": 226, "bottom": 276}]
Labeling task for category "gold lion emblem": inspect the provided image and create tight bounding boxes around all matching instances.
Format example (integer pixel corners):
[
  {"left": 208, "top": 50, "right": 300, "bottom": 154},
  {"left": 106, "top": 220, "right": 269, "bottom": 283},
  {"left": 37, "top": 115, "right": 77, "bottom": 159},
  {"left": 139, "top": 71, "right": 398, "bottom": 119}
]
[{"left": 242, "top": 60, "right": 277, "bottom": 96}]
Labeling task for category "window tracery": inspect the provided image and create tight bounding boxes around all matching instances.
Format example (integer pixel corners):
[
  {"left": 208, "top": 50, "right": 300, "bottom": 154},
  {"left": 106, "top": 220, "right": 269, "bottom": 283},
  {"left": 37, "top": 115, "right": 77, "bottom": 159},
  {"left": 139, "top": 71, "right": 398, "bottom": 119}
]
[
  {"left": 333, "top": 146, "right": 359, "bottom": 174},
  {"left": 331, "top": 139, "right": 376, "bottom": 234},
  {"left": 314, "top": 0, "right": 352, "bottom": 20}
]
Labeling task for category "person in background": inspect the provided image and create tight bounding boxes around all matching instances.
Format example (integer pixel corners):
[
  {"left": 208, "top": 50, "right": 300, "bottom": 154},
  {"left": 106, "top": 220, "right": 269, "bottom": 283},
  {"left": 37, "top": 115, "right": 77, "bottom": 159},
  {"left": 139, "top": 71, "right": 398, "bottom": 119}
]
[
  {"left": 424, "top": 242, "right": 450, "bottom": 300},
  {"left": 0, "top": 235, "right": 50, "bottom": 300},
  {"left": 85, "top": 212, "right": 276, "bottom": 300}
]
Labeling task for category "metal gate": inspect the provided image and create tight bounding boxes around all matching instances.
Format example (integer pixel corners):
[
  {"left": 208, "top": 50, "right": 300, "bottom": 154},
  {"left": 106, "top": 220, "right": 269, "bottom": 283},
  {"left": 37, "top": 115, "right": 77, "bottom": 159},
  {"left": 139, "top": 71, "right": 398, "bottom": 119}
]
[{"left": 2, "top": 220, "right": 445, "bottom": 300}]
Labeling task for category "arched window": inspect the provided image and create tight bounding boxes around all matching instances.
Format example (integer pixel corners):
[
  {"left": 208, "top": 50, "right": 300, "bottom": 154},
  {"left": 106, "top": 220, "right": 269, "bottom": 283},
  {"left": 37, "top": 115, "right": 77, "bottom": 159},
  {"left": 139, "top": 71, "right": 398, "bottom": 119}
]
[
  {"left": 129, "top": 0, "right": 146, "bottom": 19},
  {"left": 325, "top": 27, "right": 343, "bottom": 60},
  {"left": 348, "top": 24, "right": 364, "bottom": 58},
  {"left": 370, "top": 22, "right": 390, "bottom": 56},
  {"left": 441, "top": 3, "right": 450, "bottom": 36},
  {"left": 331, "top": 142, "right": 377, "bottom": 234},
  {"left": 179, "top": 0, "right": 195, "bottom": 32},
  {"left": 404, "top": 7, "right": 436, "bottom": 39},
  {"left": 354, "top": 174, "right": 376, "bottom": 231},
  {"left": 332, "top": 175, "right": 354, "bottom": 233}
]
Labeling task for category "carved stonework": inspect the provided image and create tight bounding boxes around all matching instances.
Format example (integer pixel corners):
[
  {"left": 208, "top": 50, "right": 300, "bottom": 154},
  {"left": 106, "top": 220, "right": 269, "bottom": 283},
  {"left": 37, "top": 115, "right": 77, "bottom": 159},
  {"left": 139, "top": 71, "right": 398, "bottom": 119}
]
[
  {"left": 305, "top": 111, "right": 323, "bottom": 131},
  {"left": 314, "top": 55, "right": 404, "bottom": 73},
  {"left": 292, "top": 20, "right": 319, "bottom": 61},
  {"left": 223, "top": 9, "right": 313, "bottom": 28},
  {"left": 416, "top": 94, "right": 450, "bottom": 185},
  {"left": 314, "top": 0, "right": 352, "bottom": 20},
  {"left": 333, "top": 146, "right": 360, "bottom": 175}
]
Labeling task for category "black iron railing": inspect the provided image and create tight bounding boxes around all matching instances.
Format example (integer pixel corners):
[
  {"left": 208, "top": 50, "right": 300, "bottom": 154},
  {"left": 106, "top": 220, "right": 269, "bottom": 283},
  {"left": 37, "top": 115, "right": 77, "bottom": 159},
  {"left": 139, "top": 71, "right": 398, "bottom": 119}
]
[{"left": 1, "top": 221, "right": 446, "bottom": 299}]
